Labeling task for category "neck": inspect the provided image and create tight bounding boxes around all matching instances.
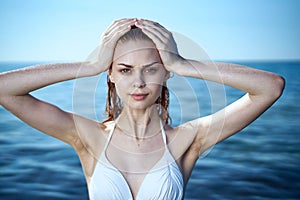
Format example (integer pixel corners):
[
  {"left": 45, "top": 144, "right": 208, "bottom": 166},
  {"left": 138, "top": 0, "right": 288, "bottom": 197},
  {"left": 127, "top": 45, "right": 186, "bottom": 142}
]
[{"left": 116, "top": 105, "right": 162, "bottom": 140}]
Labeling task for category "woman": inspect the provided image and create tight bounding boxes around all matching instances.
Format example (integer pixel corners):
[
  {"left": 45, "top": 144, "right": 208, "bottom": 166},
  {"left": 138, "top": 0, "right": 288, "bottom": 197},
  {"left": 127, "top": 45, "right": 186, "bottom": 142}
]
[{"left": 0, "top": 18, "right": 284, "bottom": 199}]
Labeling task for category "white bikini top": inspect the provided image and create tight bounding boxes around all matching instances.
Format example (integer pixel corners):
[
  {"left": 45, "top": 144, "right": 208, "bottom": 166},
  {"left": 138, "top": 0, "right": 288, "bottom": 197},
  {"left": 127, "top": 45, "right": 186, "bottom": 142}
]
[{"left": 89, "top": 120, "right": 184, "bottom": 200}]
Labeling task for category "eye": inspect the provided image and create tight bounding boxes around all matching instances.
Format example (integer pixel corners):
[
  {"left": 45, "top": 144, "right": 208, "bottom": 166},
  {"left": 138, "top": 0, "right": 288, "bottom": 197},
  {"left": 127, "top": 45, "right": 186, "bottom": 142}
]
[
  {"left": 120, "top": 68, "right": 131, "bottom": 74},
  {"left": 144, "top": 67, "right": 158, "bottom": 73}
]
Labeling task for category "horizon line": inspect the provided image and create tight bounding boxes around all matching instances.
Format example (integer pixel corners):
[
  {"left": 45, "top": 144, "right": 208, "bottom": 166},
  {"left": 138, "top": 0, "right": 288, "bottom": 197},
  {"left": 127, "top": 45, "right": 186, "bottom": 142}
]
[{"left": 1, "top": 58, "right": 300, "bottom": 64}]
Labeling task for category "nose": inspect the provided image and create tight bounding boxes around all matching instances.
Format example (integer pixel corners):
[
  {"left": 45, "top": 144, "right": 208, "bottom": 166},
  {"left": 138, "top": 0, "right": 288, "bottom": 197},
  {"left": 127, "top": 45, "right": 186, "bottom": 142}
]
[{"left": 133, "top": 73, "right": 146, "bottom": 88}]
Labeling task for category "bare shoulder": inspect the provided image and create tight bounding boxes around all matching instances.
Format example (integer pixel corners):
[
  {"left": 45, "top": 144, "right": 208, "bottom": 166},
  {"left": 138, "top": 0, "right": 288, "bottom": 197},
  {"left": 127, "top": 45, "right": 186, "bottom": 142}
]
[
  {"left": 164, "top": 122, "right": 201, "bottom": 161},
  {"left": 72, "top": 116, "right": 117, "bottom": 180},
  {"left": 72, "top": 115, "right": 110, "bottom": 154}
]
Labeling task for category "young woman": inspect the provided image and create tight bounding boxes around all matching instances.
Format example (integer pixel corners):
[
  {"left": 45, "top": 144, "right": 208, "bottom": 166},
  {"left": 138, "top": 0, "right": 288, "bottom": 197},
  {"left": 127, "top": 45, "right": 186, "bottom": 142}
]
[{"left": 0, "top": 18, "right": 284, "bottom": 199}]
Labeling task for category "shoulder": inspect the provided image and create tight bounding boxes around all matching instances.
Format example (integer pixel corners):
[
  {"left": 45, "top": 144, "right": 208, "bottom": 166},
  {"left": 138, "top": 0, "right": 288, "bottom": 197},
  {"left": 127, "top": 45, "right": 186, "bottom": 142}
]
[
  {"left": 166, "top": 120, "right": 211, "bottom": 158},
  {"left": 72, "top": 115, "right": 112, "bottom": 154},
  {"left": 164, "top": 122, "right": 201, "bottom": 160},
  {"left": 71, "top": 117, "right": 116, "bottom": 179},
  {"left": 165, "top": 120, "right": 207, "bottom": 146}
]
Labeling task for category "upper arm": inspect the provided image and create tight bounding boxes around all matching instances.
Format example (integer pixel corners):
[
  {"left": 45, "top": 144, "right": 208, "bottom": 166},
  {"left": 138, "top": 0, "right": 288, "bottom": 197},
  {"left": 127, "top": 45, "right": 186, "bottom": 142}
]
[
  {"left": 184, "top": 91, "right": 283, "bottom": 156},
  {"left": 1, "top": 94, "right": 77, "bottom": 146}
]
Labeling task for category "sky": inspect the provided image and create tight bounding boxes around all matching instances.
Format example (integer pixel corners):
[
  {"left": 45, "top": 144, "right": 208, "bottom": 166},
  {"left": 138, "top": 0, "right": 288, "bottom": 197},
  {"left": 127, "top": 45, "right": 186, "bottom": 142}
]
[{"left": 0, "top": 0, "right": 299, "bottom": 61}]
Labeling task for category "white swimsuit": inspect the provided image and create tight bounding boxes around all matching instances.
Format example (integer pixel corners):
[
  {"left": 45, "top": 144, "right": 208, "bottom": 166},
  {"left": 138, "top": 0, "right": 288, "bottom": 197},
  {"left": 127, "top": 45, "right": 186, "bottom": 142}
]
[{"left": 89, "top": 120, "right": 184, "bottom": 200}]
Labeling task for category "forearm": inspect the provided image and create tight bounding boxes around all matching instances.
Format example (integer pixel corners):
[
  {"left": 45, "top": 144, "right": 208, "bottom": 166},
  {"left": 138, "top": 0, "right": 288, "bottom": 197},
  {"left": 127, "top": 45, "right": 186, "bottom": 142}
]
[
  {"left": 0, "top": 61, "right": 97, "bottom": 96},
  {"left": 177, "top": 59, "right": 285, "bottom": 98}
]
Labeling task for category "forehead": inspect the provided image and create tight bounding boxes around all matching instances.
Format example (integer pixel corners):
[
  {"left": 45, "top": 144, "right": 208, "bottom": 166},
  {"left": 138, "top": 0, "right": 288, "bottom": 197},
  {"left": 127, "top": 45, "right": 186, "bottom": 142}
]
[{"left": 113, "top": 40, "right": 161, "bottom": 65}]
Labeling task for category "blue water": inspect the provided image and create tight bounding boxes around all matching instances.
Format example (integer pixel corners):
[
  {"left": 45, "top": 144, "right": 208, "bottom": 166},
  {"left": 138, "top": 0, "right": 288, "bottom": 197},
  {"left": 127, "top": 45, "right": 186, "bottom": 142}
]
[{"left": 0, "top": 61, "right": 299, "bottom": 200}]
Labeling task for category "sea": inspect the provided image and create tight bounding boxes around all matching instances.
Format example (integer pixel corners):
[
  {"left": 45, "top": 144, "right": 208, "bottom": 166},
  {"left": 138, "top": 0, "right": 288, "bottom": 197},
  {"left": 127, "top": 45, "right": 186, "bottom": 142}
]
[{"left": 0, "top": 61, "right": 299, "bottom": 200}]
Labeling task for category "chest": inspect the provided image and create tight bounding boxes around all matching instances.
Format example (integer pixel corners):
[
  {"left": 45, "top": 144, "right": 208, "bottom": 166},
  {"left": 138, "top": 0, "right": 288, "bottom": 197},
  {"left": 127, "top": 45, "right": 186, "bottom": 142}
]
[
  {"left": 90, "top": 144, "right": 183, "bottom": 200},
  {"left": 105, "top": 131, "right": 166, "bottom": 175}
]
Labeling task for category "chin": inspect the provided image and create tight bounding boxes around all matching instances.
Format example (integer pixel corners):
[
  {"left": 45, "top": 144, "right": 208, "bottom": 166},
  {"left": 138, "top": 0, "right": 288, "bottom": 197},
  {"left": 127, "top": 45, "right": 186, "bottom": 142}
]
[
  {"left": 128, "top": 103, "right": 153, "bottom": 111},
  {"left": 124, "top": 100, "right": 156, "bottom": 111}
]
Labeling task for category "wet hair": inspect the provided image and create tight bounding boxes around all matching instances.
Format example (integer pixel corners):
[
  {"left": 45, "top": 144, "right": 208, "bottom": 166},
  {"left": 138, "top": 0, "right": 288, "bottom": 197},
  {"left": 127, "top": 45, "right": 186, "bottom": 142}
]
[{"left": 103, "top": 27, "right": 171, "bottom": 125}]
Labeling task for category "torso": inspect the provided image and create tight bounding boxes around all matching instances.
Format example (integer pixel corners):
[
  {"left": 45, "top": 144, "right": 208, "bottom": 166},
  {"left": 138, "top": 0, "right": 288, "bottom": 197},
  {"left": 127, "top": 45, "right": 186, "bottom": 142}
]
[{"left": 73, "top": 117, "right": 200, "bottom": 196}]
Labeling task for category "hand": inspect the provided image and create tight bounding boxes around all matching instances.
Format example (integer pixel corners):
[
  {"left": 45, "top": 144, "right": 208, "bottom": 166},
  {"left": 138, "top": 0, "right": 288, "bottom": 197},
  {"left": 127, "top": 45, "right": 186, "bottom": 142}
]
[
  {"left": 90, "top": 18, "right": 136, "bottom": 74},
  {"left": 135, "top": 19, "right": 184, "bottom": 72}
]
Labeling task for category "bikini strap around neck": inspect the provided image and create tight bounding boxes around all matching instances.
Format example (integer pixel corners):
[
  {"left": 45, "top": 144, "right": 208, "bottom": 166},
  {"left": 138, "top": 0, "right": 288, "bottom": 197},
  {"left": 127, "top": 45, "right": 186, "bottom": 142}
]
[
  {"left": 104, "top": 119, "right": 167, "bottom": 151},
  {"left": 160, "top": 120, "right": 168, "bottom": 147},
  {"left": 103, "top": 119, "right": 119, "bottom": 151}
]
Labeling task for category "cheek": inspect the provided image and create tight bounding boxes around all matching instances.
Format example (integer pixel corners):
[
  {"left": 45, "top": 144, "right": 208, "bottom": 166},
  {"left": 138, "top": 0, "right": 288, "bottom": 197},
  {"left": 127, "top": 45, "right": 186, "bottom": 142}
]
[
  {"left": 145, "top": 69, "right": 167, "bottom": 83},
  {"left": 147, "top": 82, "right": 163, "bottom": 98},
  {"left": 146, "top": 75, "right": 166, "bottom": 88},
  {"left": 113, "top": 77, "right": 130, "bottom": 96}
]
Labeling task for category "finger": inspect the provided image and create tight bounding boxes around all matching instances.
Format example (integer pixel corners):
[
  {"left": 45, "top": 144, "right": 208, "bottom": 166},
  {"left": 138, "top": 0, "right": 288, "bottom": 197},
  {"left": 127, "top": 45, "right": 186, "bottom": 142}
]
[
  {"left": 103, "top": 20, "right": 134, "bottom": 42},
  {"left": 141, "top": 24, "right": 169, "bottom": 41},
  {"left": 108, "top": 20, "right": 134, "bottom": 35},
  {"left": 139, "top": 19, "right": 166, "bottom": 29},
  {"left": 104, "top": 18, "right": 135, "bottom": 37},
  {"left": 104, "top": 18, "right": 133, "bottom": 37},
  {"left": 136, "top": 22, "right": 169, "bottom": 45},
  {"left": 136, "top": 20, "right": 170, "bottom": 41},
  {"left": 138, "top": 25, "right": 165, "bottom": 47},
  {"left": 109, "top": 24, "right": 132, "bottom": 43},
  {"left": 137, "top": 22, "right": 179, "bottom": 55},
  {"left": 107, "top": 18, "right": 134, "bottom": 30},
  {"left": 138, "top": 19, "right": 169, "bottom": 35}
]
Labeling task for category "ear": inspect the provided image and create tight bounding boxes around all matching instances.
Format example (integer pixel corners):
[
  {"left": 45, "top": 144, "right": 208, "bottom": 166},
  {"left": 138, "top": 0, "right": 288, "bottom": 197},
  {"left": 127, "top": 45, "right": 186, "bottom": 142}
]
[
  {"left": 109, "top": 74, "right": 115, "bottom": 83},
  {"left": 164, "top": 71, "right": 171, "bottom": 81},
  {"left": 108, "top": 66, "right": 115, "bottom": 83}
]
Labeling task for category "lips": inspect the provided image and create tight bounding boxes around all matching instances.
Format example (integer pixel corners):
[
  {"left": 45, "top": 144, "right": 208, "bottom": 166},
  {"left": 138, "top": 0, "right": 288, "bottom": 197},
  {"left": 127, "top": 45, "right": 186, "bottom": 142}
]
[{"left": 131, "top": 93, "right": 148, "bottom": 101}]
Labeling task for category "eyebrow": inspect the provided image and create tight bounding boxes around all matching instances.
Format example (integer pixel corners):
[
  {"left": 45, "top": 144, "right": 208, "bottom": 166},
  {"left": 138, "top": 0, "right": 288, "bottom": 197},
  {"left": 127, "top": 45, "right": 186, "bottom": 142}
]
[{"left": 117, "top": 62, "right": 160, "bottom": 68}]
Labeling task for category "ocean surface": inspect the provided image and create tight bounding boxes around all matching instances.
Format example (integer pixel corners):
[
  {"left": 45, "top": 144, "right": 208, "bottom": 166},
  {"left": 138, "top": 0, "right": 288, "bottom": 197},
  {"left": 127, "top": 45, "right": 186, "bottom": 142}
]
[{"left": 0, "top": 61, "right": 299, "bottom": 200}]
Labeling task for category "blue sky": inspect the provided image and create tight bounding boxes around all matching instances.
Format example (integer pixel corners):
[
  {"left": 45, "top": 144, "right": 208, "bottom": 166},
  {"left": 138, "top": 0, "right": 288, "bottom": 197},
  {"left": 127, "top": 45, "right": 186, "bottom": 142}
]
[{"left": 0, "top": 0, "right": 299, "bottom": 61}]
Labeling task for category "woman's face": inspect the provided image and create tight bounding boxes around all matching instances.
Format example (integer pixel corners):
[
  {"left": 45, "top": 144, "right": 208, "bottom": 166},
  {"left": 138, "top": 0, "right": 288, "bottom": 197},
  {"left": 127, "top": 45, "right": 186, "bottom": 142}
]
[{"left": 110, "top": 40, "right": 169, "bottom": 110}]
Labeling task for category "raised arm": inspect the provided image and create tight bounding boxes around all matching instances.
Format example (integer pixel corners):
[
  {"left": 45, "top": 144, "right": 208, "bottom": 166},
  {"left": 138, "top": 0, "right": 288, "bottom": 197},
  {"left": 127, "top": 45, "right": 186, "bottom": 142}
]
[
  {"left": 0, "top": 62, "right": 96, "bottom": 145},
  {"left": 136, "top": 19, "right": 285, "bottom": 155},
  {"left": 0, "top": 18, "right": 136, "bottom": 148},
  {"left": 176, "top": 60, "right": 285, "bottom": 151}
]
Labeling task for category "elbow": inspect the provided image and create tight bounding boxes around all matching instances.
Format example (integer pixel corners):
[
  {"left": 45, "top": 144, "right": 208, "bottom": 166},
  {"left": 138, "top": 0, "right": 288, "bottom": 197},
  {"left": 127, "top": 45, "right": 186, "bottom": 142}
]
[{"left": 269, "top": 74, "right": 285, "bottom": 100}]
